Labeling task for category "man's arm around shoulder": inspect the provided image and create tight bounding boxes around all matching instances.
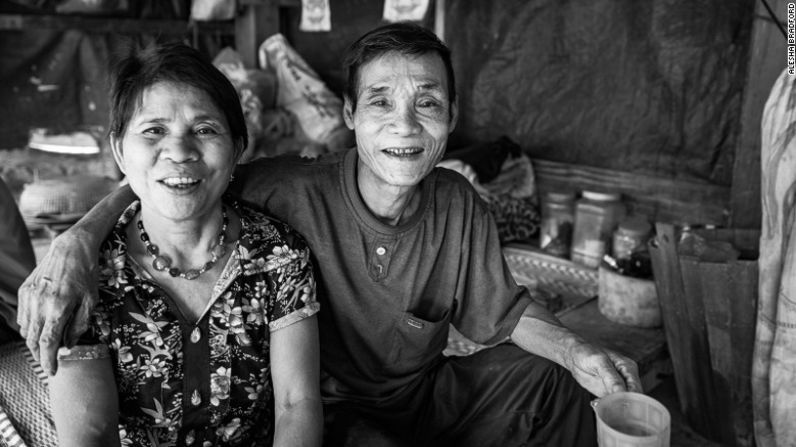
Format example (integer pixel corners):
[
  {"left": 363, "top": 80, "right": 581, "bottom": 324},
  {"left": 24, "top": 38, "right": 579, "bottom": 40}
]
[{"left": 18, "top": 185, "right": 136, "bottom": 375}]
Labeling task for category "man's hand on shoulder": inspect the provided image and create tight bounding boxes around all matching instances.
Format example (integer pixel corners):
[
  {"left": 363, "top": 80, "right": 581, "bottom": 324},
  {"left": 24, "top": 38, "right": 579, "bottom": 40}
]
[
  {"left": 18, "top": 228, "right": 99, "bottom": 376},
  {"left": 565, "top": 341, "right": 643, "bottom": 398}
]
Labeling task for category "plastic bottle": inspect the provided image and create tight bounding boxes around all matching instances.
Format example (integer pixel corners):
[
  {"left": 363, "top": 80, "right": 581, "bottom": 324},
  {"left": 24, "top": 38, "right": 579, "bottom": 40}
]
[
  {"left": 571, "top": 191, "right": 625, "bottom": 268},
  {"left": 539, "top": 191, "right": 576, "bottom": 258}
]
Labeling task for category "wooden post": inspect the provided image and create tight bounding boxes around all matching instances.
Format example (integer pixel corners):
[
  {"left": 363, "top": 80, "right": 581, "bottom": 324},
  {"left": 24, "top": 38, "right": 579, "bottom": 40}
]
[{"left": 235, "top": 0, "right": 281, "bottom": 68}]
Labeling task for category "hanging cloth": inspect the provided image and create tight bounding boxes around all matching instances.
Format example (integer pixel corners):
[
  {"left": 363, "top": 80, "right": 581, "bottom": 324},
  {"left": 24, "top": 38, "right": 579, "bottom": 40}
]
[
  {"left": 382, "top": 0, "right": 430, "bottom": 22},
  {"left": 754, "top": 67, "right": 796, "bottom": 447},
  {"left": 300, "top": 0, "right": 331, "bottom": 32}
]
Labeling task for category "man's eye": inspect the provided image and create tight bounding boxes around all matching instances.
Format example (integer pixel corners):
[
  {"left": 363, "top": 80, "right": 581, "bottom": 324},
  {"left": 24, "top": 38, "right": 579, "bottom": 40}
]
[
  {"left": 418, "top": 99, "right": 440, "bottom": 108},
  {"left": 369, "top": 99, "right": 389, "bottom": 107}
]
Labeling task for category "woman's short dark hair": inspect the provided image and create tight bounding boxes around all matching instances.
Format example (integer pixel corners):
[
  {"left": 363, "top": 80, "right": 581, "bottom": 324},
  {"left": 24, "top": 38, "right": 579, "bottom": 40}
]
[
  {"left": 108, "top": 41, "right": 247, "bottom": 157},
  {"left": 343, "top": 23, "right": 456, "bottom": 112}
]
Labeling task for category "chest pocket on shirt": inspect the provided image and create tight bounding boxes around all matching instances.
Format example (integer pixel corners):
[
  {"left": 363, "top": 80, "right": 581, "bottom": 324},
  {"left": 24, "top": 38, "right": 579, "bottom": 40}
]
[{"left": 385, "top": 308, "right": 451, "bottom": 373}]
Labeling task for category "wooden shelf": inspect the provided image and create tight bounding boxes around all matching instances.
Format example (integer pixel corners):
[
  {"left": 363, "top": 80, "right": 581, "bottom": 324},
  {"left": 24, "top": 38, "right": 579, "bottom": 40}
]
[{"left": 0, "top": 13, "right": 233, "bottom": 35}]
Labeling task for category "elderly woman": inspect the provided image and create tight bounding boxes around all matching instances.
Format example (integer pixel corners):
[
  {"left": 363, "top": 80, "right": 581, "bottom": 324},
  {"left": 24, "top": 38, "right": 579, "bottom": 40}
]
[{"left": 47, "top": 42, "right": 322, "bottom": 447}]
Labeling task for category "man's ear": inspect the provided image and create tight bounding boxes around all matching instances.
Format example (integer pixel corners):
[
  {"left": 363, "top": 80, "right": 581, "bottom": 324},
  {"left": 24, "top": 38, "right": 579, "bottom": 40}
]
[
  {"left": 109, "top": 134, "right": 126, "bottom": 175},
  {"left": 448, "top": 99, "right": 459, "bottom": 134},
  {"left": 343, "top": 97, "right": 355, "bottom": 130}
]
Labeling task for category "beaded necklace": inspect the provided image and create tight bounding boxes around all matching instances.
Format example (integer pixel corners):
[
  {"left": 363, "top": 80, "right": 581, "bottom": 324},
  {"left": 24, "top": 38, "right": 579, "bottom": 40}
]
[{"left": 136, "top": 206, "right": 229, "bottom": 280}]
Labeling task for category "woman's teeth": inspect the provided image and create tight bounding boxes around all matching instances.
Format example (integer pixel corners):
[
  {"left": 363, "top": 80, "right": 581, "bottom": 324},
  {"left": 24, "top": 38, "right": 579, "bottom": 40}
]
[{"left": 161, "top": 177, "right": 200, "bottom": 188}]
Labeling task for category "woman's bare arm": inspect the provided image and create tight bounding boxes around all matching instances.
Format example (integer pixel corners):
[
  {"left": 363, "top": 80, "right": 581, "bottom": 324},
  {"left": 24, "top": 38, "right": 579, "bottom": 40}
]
[
  {"left": 270, "top": 315, "right": 323, "bottom": 447},
  {"left": 48, "top": 351, "right": 120, "bottom": 446}
]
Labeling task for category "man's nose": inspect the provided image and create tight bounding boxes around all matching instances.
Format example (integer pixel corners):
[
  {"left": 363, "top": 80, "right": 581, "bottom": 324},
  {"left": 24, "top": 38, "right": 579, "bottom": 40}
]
[
  {"left": 160, "top": 135, "right": 199, "bottom": 163},
  {"left": 390, "top": 105, "right": 422, "bottom": 135}
]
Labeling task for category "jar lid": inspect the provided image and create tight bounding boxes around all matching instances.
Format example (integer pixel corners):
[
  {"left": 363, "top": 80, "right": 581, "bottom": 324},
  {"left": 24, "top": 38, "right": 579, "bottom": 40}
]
[
  {"left": 582, "top": 190, "right": 621, "bottom": 202},
  {"left": 618, "top": 217, "right": 651, "bottom": 236},
  {"left": 544, "top": 191, "right": 576, "bottom": 202}
]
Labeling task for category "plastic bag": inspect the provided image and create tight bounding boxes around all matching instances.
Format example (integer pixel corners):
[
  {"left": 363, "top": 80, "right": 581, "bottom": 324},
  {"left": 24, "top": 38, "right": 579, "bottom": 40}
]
[
  {"left": 258, "top": 34, "right": 349, "bottom": 146},
  {"left": 191, "top": 0, "right": 235, "bottom": 21},
  {"left": 213, "top": 47, "right": 277, "bottom": 162}
]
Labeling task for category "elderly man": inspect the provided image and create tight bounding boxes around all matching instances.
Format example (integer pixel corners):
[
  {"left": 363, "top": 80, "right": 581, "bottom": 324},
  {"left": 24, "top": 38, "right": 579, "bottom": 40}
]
[{"left": 19, "top": 23, "right": 639, "bottom": 446}]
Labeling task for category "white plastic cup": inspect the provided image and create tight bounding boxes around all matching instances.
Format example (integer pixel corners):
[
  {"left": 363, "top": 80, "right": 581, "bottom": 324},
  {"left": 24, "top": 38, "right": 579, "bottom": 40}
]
[{"left": 592, "top": 392, "right": 671, "bottom": 447}]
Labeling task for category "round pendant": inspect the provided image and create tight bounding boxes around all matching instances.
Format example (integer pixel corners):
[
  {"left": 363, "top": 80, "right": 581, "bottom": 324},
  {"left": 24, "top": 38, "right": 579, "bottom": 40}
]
[{"left": 190, "top": 327, "right": 201, "bottom": 343}]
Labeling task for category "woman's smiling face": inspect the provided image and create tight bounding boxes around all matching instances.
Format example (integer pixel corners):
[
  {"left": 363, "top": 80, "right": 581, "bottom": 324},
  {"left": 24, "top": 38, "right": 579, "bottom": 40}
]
[{"left": 111, "top": 81, "right": 237, "bottom": 223}]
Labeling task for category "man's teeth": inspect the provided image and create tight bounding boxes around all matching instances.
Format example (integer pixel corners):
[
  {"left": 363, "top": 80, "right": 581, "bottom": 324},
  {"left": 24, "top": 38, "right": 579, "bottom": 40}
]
[
  {"left": 384, "top": 147, "right": 423, "bottom": 156},
  {"left": 162, "top": 177, "right": 199, "bottom": 186}
]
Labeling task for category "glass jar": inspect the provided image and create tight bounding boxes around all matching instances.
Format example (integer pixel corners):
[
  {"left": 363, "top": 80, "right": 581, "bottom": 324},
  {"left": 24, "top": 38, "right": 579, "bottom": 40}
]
[
  {"left": 539, "top": 191, "right": 575, "bottom": 258},
  {"left": 571, "top": 191, "right": 625, "bottom": 268},
  {"left": 612, "top": 217, "right": 652, "bottom": 261}
]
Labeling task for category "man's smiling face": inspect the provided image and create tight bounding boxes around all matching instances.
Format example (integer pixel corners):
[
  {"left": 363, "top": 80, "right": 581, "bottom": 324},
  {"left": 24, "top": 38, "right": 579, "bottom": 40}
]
[{"left": 345, "top": 51, "right": 458, "bottom": 190}]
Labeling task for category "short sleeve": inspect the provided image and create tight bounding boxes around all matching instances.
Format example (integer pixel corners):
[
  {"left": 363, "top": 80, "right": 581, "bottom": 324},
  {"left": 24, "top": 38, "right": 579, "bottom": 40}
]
[
  {"left": 265, "top": 242, "right": 319, "bottom": 332},
  {"left": 451, "top": 204, "right": 533, "bottom": 345},
  {"left": 57, "top": 308, "right": 111, "bottom": 360}
]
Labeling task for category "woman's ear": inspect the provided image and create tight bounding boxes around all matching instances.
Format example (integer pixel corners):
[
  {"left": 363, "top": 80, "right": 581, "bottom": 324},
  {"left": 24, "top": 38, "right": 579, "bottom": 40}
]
[
  {"left": 109, "top": 133, "right": 126, "bottom": 175},
  {"left": 343, "top": 97, "right": 355, "bottom": 130}
]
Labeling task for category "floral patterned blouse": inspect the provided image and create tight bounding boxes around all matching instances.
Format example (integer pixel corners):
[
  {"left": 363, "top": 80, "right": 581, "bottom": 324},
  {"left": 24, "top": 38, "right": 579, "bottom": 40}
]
[{"left": 67, "top": 200, "right": 319, "bottom": 447}]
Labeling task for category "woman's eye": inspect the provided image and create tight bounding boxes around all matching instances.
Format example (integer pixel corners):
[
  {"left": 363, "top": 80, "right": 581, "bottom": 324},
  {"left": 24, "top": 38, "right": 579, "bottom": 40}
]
[
  {"left": 142, "top": 127, "right": 164, "bottom": 136},
  {"left": 418, "top": 99, "right": 440, "bottom": 108},
  {"left": 196, "top": 127, "right": 217, "bottom": 135},
  {"left": 369, "top": 99, "right": 389, "bottom": 107}
]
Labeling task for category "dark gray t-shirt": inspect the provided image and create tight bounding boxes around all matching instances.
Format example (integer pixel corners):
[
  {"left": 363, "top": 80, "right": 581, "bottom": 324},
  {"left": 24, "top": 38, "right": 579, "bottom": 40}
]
[{"left": 234, "top": 148, "right": 532, "bottom": 402}]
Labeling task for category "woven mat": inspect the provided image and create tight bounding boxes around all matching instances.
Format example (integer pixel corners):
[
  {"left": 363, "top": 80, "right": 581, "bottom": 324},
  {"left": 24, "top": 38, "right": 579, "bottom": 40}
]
[
  {"left": 444, "top": 244, "right": 599, "bottom": 357},
  {"left": 0, "top": 342, "right": 57, "bottom": 447}
]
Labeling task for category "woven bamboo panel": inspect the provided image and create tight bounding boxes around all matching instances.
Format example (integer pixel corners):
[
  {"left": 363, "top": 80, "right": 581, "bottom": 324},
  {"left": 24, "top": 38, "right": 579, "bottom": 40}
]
[
  {"left": 503, "top": 244, "right": 598, "bottom": 302},
  {"left": 0, "top": 342, "right": 56, "bottom": 447}
]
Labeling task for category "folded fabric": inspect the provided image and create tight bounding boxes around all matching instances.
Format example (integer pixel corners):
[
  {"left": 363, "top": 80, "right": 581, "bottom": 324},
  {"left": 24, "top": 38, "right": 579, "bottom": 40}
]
[{"left": 443, "top": 136, "right": 520, "bottom": 183}]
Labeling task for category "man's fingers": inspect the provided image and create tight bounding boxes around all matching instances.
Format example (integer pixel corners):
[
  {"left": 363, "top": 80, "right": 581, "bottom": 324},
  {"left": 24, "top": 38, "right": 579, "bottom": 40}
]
[
  {"left": 601, "top": 366, "right": 627, "bottom": 395},
  {"left": 23, "top": 279, "right": 45, "bottom": 360},
  {"left": 16, "top": 279, "right": 33, "bottom": 335},
  {"left": 616, "top": 359, "right": 642, "bottom": 393},
  {"left": 65, "top": 299, "right": 89, "bottom": 348},
  {"left": 25, "top": 315, "right": 43, "bottom": 361},
  {"left": 39, "top": 317, "right": 62, "bottom": 376}
]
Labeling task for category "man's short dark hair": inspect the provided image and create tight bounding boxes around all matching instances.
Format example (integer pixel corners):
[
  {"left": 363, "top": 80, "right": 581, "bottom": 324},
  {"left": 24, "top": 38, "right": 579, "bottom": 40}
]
[
  {"left": 108, "top": 41, "right": 248, "bottom": 157},
  {"left": 343, "top": 22, "right": 456, "bottom": 112}
]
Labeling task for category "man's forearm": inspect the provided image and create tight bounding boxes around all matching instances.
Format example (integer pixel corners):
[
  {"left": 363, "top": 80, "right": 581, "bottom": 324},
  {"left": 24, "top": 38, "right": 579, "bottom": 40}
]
[{"left": 509, "top": 302, "right": 586, "bottom": 370}]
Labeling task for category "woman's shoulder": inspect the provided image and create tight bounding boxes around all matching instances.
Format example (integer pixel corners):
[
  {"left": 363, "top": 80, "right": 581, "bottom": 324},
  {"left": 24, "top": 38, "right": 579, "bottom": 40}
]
[{"left": 235, "top": 201, "right": 311, "bottom": 253}]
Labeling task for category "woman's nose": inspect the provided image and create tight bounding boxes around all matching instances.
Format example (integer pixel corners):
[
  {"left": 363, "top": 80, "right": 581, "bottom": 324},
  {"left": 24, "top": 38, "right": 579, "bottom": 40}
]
[
  {"left": 160, "top": 135, "right": 199, "bottom": 163},
  {"left": 389, "top": 105, "right": 422, "bottom": 135}
]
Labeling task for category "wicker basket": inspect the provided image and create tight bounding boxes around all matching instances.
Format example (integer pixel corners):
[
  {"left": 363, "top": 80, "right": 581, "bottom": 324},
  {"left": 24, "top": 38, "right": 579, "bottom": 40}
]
[
  {"left": 19, "top": 175, "right": 116, "bottom": 220},
  {"left": 503, "top": 244, "right": 598, "bottom": 301},
  {"left": 445, "top": 244, "right": 599, "bottom": 357}
]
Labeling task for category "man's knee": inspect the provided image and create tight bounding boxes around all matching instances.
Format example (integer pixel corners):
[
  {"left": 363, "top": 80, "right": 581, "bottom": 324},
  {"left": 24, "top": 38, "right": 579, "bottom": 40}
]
[{"left": 323, "top": 406, "right": 412, "bottom": 447}]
